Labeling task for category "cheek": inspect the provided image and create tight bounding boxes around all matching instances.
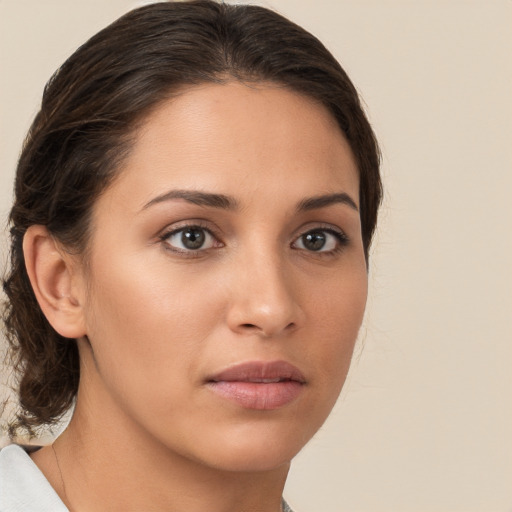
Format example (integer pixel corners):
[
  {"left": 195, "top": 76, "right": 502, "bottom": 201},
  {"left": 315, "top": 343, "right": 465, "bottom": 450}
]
[
  {"left": 79, "top": 260, "right": 232, "bottom": 439},
  {"left": 305, "top": 268, "right": 367, "bottom": 389},
  {"left": 82, "top": 254, "right": 226, "bottom": 384}
]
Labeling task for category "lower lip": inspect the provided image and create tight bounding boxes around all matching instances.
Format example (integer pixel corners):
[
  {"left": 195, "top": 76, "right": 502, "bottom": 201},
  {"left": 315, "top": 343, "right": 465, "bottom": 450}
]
[{"left": 206, "top": 381, "right": 304, "bottom": 410}]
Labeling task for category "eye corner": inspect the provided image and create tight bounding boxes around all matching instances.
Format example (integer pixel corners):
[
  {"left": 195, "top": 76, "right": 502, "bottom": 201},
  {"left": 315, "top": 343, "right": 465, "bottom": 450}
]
[
  {"left": 292, "top": 226, "right": 349, "bottom": 255},
  {"left": 159, "top": 223, "right": 223, "bottom": 256}
]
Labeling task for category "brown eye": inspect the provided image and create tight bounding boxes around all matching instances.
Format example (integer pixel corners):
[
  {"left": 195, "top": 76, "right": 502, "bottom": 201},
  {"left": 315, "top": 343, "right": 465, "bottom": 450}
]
[
  {"left": 301, "top": 231, "right": 327, "bottom": 251},
  {"left": 293, "top": 229, "right": 346, "bottom": 253},
  {"left": 181, "top": 228, "right": 206, "bottom": 249},
  {"left": 163, "top": 226, "right": 215, "bottom": 251}
]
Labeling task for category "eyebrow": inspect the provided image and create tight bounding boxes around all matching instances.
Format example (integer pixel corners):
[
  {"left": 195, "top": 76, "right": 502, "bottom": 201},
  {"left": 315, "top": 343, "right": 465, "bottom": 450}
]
[
  {"left": 142, "top": 189, "right": 239, "bottom": 211},
  {"left": 142, "top": 189, "right": 358, "bottom": 213},
  {"left": 296, "top": 192, "right": 359, "bottom": 212}
]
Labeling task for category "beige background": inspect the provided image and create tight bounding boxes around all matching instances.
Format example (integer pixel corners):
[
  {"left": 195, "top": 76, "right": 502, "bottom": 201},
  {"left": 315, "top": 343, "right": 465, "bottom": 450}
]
[{"left": 1, "top": 1, "right": 511, "bottom": 511}]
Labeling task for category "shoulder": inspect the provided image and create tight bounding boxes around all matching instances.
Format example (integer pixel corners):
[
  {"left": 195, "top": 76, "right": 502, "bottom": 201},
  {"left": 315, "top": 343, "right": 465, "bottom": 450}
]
[
  {"left": 0, "top": 444, "right": 67, "bottom": 512},
  {"left": 282, "top": 498, "right": 297, "bottom": 512}
]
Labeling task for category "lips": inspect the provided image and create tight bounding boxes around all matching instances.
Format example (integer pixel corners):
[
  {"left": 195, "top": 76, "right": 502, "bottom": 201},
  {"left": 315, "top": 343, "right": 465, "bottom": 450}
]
[{"left": 205, "top": 360, "right": 306, "bottom": 410}]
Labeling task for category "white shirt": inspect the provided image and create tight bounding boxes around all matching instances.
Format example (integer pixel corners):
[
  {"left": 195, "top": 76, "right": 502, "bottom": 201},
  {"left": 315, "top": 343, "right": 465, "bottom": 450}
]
[
  {"left": 0, "top": 444, "right": 295, "bottom": 511},
  {"left": 0, "top": 444, "right": 67, "bottom": 511}
]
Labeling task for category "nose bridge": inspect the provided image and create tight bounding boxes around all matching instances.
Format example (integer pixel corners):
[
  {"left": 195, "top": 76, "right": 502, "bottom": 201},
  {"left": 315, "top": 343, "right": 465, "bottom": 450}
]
[{"left": 226, "top": 239, "right": 302, "bottom": 337}]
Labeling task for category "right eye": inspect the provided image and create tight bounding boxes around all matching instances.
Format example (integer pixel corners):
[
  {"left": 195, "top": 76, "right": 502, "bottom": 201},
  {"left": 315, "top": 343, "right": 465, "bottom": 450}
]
[{"left": 162, "top": 226, "right": 218, "bottom": 252}]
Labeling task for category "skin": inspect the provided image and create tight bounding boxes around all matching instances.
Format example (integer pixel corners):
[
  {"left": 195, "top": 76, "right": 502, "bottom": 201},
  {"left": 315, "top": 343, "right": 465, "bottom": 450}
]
[{"left": 26, "top": 82, "right": 368, "bottom": 512}]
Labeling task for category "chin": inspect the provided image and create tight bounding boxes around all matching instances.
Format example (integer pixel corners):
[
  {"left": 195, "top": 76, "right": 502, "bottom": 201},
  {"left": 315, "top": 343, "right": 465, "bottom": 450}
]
[
  {"left": 202, "top": 442, "right": 297, "bottom": 473},
  {"left": 178, "top": 417, "right": 320, "bottom": 474}
]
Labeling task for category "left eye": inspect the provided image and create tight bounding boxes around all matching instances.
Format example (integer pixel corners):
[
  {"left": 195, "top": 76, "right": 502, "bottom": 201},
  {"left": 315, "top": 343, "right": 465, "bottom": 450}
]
[
  {"left": 163, "top": 226, "right": 217, "bottom": 251},
  {"left": 293, "top": 229, "right": 343, "bottom": 252}
]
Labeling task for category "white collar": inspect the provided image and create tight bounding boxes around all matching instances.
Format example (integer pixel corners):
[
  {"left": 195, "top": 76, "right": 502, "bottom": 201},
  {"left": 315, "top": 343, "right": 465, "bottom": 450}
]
[{"left": 0, "top": 444, "right": 68, "bottom": 512}]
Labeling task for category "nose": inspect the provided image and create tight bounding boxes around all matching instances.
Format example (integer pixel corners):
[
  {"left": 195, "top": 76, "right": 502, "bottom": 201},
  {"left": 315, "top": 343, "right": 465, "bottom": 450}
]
[{"left": 225, "top": 249, "right": 305, "bottom": 338}]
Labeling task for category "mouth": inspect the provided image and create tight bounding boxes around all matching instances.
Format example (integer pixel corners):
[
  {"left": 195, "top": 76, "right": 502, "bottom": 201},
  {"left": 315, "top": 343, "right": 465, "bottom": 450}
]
[{"left": 205, "top": 360, "right": 306, "bottom": 410}]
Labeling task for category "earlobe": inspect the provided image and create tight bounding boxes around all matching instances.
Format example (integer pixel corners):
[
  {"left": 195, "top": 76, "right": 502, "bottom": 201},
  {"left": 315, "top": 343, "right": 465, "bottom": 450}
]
[{"left": 23, "top": 225, "right": 87, "bottom": 339}]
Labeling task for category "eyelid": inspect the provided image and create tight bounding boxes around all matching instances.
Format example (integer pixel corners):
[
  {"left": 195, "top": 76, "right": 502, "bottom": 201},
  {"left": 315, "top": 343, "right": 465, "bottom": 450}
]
[
  {"left": 291, "top": 223, "right": 349, "bottom": 253},
  {"left": 294, "top": 222, "right": 348, "bottom": 239},
  {"left": 158, "top": 221, "right": 224, "bottom": 255},
  {"left": 156, "top": 220, "right": 348, "bottom": 256},
  {"left": 158, "top": 219, "right": 220, "bottom": 238}
]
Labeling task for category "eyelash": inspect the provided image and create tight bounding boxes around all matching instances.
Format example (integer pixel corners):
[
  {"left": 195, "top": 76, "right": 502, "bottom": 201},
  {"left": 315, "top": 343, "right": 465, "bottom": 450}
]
[
  {"left": 159, "top": 223, "right": 349, "bottom": 257},
  {"left": 292, "top": 226, "right": 349, "bottom": 256},
  {"left": 159, "top": 222, "right": 222, "bottom": 258}
]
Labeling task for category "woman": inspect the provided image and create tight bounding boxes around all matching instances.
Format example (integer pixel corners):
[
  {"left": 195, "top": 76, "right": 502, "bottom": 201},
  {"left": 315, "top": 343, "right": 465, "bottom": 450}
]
[{"left": 0, "top": 1, "right": 381, "bottom": 510}]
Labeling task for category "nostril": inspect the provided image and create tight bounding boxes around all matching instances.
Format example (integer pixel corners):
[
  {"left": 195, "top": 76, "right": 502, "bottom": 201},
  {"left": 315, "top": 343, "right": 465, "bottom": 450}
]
[{"left": 238, "top": 321, "right": 297, "bottom": 336}]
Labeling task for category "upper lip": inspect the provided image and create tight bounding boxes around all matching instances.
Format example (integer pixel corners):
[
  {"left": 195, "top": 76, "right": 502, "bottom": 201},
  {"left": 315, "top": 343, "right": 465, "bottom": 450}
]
[{"left": 207, "top": 360, "right": 306, "bottom": 384}]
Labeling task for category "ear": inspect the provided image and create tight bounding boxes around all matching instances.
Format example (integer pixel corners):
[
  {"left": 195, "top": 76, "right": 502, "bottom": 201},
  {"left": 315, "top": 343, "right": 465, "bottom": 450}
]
[{"left": 23, "top": 225, "right": 87, "bottom": 339}]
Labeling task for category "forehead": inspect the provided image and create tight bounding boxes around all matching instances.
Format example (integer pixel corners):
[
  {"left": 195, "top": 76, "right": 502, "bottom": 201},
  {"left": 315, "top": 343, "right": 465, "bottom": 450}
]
[{"left": 99, "top": 81, "right": 359, "bottom": 214}]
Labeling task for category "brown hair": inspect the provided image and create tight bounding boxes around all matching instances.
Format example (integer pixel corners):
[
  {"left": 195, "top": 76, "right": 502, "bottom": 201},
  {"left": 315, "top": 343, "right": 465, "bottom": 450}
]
[{"left": 2, "top": 0, "right": 381, "bottom": 437}]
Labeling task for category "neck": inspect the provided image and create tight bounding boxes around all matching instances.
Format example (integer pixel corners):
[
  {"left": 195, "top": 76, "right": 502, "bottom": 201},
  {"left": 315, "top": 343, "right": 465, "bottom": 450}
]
[{"left": 41, "top": 375, "right": 289, "bottom": 512}]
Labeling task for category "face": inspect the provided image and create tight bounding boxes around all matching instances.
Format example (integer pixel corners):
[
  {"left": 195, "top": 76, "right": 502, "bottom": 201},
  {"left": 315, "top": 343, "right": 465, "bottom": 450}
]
[{"left": 76, "top": 82, "right": 367, "bottom": 472}]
